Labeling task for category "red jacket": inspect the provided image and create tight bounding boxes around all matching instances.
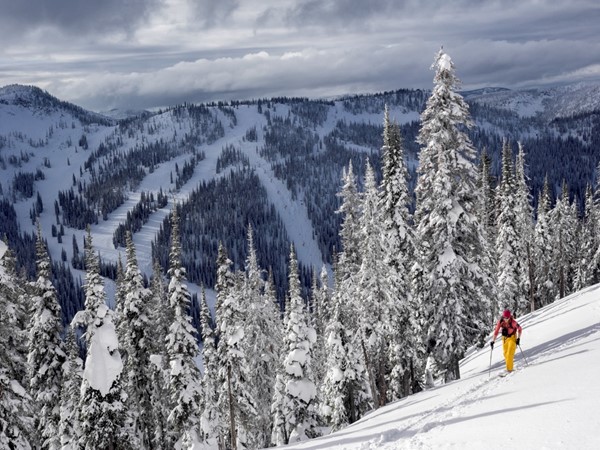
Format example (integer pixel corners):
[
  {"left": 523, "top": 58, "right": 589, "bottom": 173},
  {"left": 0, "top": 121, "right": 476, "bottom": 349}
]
[{"left": 493, "top": 316, "right": 522, "bottom": 340}]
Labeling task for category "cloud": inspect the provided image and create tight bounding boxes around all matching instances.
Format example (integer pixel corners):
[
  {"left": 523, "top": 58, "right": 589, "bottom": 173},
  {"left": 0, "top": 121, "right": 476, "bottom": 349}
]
[
  {"left": 0, "top": 0, "right": 161, "bottom": 36},
  {"left": 0, "top": 0, "right": 599, "bottom": 110}
]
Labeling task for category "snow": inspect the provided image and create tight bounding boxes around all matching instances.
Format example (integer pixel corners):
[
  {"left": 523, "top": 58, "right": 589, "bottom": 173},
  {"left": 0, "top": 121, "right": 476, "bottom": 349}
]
[
  {"left": 0, "top": 240, "right": 7, "bottom": 260},
  {"left": 272, "top": 284, "right": 600, "bottom": 449},
  {"left": 286, "top": 379, "right": 317, "bottom": 405},
  {"left": 83, "top": 305, "right": 123, "bottom": 397}
]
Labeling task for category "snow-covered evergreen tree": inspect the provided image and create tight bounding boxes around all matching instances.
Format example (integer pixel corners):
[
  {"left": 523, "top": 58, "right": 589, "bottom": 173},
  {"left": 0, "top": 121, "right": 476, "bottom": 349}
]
[
  {"left": 378, "top": 107, "right": 415, "bottom": 400},
  {"left": 0, "top": 240, "right": 33, "bottom": 449},
  {"left": 495, "top": 141, "right": 522, "bottom": 316},
  {"left": 121, "top": 231, "right": 154, "bottom": 448},
  {"left": 199, "top": 287, "right": 222, "bottom": 450},
  {"left": 148, "top": 258, "right": 170, "bottom": 450},
  {"left": 238, "top": 224, "right": 282, "bottom": 449},
  {"left": 514, "top": 143, "right": 535, "bottom": 314},
  {"left": 272, "top": 245, "right": 319, "bottom": 444},
  {"left": 165, "top": 206, "right": 202, "bottom": 446},
  {"left": 548, "top": 181, "right": 577, "bottom": 300},
  {"left": 355, "top": 160, "right": 396, "bottom": 407},
  {"left": 217, "top": 268, "right": 257, "bottom": 450},
  {"left": 28, "top": 223, "right": 66, "bottom": 449},
  {"left": 337, "top": 160, "right": 362, "bottom": 272},
  {"left": 77, "top": 228, "right": 127, "bottom": 450},
  {"left": 58, "top": 326, "right": 83, "bottom": 450},
  {"left": 533, "top": 177, "right": 555, "bottom": 307},
  {"left": 412, "top": 50, "right": 494, "bottom": 381},
  {"left": 319, "top": 264, "right": 371, "bottom": 431},
  {"left": 574, "top": 185, "right": 596, "bottom": 290},
  {"left": 478, "top": 147, "right": 497, "bottom": 251}
]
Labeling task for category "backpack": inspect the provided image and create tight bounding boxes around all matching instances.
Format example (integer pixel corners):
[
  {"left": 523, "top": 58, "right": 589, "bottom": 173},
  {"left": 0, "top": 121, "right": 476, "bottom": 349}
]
[{"left": 500, "top": 318, "right": 517, "bottom": 337}]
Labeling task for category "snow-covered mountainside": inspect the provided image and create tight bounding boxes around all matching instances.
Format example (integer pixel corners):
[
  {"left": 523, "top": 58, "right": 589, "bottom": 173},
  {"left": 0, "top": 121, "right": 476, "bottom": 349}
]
[
  {"left": 463, "top": 82, "right": 600, "bottom": 120},
  {"left": 1, "top": 82, "right": 599, "bottom": 320},
  {"left": 274, "top": 283, "right": 600, "bottom": 450}
]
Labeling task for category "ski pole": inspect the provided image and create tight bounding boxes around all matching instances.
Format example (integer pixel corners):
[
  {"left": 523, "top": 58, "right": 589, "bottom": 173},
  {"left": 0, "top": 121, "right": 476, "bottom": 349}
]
[
  {"left": 488, "top": 342, "right": 494, "bottom": 377},
  {"left": 518, "top": 344, "right": 529, "bottom": 366}
]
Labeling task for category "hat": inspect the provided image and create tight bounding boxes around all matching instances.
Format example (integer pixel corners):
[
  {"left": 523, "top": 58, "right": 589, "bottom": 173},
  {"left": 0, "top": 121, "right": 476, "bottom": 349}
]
[{"left": 502, "top": 309, "right": 511, "bottom": 318}]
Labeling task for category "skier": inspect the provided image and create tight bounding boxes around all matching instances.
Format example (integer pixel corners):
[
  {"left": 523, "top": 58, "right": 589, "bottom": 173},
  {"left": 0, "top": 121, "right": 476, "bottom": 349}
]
[{"left": 490, "top": 309, "right": 522, "bottom": 374}]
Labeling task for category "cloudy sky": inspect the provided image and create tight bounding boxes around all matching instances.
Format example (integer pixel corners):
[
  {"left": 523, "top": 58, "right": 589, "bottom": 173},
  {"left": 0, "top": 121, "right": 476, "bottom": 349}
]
[{"left": 1, "top": 0, "right": 599, "bottom": 111}]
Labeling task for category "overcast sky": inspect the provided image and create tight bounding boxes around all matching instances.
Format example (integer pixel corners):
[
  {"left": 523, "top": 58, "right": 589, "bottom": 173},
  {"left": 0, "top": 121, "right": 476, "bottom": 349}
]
[{"left": 1, "top": 0, "right": 599, "bottom": 111}]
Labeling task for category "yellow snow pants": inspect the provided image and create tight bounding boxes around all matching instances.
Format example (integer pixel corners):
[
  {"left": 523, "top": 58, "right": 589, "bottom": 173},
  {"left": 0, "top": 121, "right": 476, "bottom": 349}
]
[{"left": 503, "top": 335, "right": 517, "bottom": 372}]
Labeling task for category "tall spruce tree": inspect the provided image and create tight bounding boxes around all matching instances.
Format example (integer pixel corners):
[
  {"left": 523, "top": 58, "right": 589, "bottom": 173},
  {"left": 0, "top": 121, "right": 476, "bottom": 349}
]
[
  {"left": 378, "top": 106, "right": 416, "bottom": 400},
  {"left": 548, "top": 181, "right": 577, "bottom": 301},
  {"left": 58, "top": 326, "right": 83, "bottom": 449},
  {"left": 582, "top": 183, "right": 600, "bottom": 286},
  {"left": 412, "top": 50, "right": 494, "bottom": 382},
  {"left": 495, "top": 141, "right": 522, "bottom": 316},
  {"left": 199, "top": 288, "right": 222, "bottom": 449},
  {"left": 121, "top": 231, "right": 154, "bottom": 448},
  {"left": 0, "top": 240, "right": 33, "bottom": 449},
  {"left": 533, "top": 177, "right": 555, "bottom": 307},
  {"left": 165, "top": 206, "right": 202, "bottom": 446},
  {"left": 216, "top": 270, "right": 256, "bottom": 450},
  {"left": 148, "top": 258, "right": 170, "bottom": 450},
  {"left": 28, "top": 222, "right": 66, "bottom": 449},
  {"left": 77, "top": 227, "right": 127, "bottom": 450},
  {"left": 272, "top": 245, "right": 320, "bottom": 444},
  {"left": 514, "top": 143, "right": 535, "bottom": 313},
  {"left": 319, "top": 260, "right": 371, "bottom": 431},
  {"left": 355, "top": 160, "right": 396, "bottom": 407}
]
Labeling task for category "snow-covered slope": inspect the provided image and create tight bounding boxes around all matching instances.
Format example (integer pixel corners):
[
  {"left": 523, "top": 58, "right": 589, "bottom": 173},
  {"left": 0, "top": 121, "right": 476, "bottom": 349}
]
[
  {"left": 275, "top": 284, "right": 600, "bottom": 449},
  {"left": 463, "top": 82, "right": 600, "bottom": 120}
]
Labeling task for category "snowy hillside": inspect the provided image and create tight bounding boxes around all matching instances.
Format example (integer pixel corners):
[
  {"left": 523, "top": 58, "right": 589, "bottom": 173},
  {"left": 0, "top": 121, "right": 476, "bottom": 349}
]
[{"left": 274, "top": 284, "right": 600, "bottom": 450}]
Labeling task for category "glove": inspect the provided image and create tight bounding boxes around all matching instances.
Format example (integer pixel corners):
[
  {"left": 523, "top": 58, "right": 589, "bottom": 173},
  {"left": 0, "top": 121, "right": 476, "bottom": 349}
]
[
  {"left": 516, "top": 338, "right": 520, "bottom": 346},
  {"left": 490, "top": 341, "right": 494, "bottom": 349}
]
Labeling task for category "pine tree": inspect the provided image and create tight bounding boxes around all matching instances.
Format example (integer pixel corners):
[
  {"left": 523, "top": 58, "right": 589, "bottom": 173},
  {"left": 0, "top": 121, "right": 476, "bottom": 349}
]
[
  {"left": 378, "top": 107, "right": 416, "bottom": 400},
  {"left": 0, "top": 240, "right": 33, "bottom": 449},
  {"left": 574, "top": 184, "right": 596, "bottom": 290},
  {"left": 272, "top": 245, "right": 319, "bottom": 444},
  {"left": 319, "top": 267, "right": 371, "bottom": 431},
  {"left": 240, "top": 224, "right": 281, "bottom": 449},
  {"left": 336, "top": 161, "right": 362, "bottom": 272},
  {"left": 58, "top": 327, "right": 83, "bottom": 449},
  {"left": 217, "top": 269, "right": 257, "bottom": 450},
  {"left": 199, "top": 288, "right": 222, "bottom": 449},
  {"left": 412, "top": 50, "right": 494, "bottom": 382},
  {"left": 355, "top": 160, "right": 396, "bottom": 407},
  {"left": 77, "top": 228, "right": 127, "bottom": 450},
  {"left": 28, "top": 222, "right": 66, "bottom": 449},
  {"left": 121, "top": 231, "right": 154, "bottom": 447},
  {"left": 533, "top": 177, "right": 555, "bottom": 307},
  {"left": 165, "top": 206, "right": 202, "bottom": 446},
  {"left": 548, "top": 181, "right": 577, "bottom": 300},
  {"left": 514, "top": 143, "right": 535, "bottom": 314},
  {"left": 495, "top": 141, "right": 521, "bottom": 316},
  {"left": 148, "top": 258, "right": 170, "bottom": 450},
  {"left": 478, "top": 147, "right": 497, "bottom": 251}
]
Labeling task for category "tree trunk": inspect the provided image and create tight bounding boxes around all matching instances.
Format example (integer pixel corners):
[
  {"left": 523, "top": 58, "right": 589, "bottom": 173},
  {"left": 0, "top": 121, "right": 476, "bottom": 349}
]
[
  {"left": 361, "top": 338, "right": 379, "bottom": 409},
  {"left": 228, "top": 366, "right": 237, "bottom": 450},
  {"left": 527, "top": 244, "right": 536, "bottom": 313}
]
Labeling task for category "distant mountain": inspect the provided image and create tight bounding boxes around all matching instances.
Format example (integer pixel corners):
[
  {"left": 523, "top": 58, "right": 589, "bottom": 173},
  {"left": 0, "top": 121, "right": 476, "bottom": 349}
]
[
  {"left": 1, "top": 82, "right": 599, "bottom": 323},
  {"left": 0, "top": 84, "right": 114, "bottom": 126},
  {"left": 463, "top": 82, "right": 600, "bottom": 120}
]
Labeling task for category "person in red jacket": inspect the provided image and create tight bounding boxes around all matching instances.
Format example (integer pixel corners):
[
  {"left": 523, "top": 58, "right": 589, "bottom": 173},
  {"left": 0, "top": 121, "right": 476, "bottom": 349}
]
[{"left": 490, "top": 309, "right": 522, "bottom": 373}]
